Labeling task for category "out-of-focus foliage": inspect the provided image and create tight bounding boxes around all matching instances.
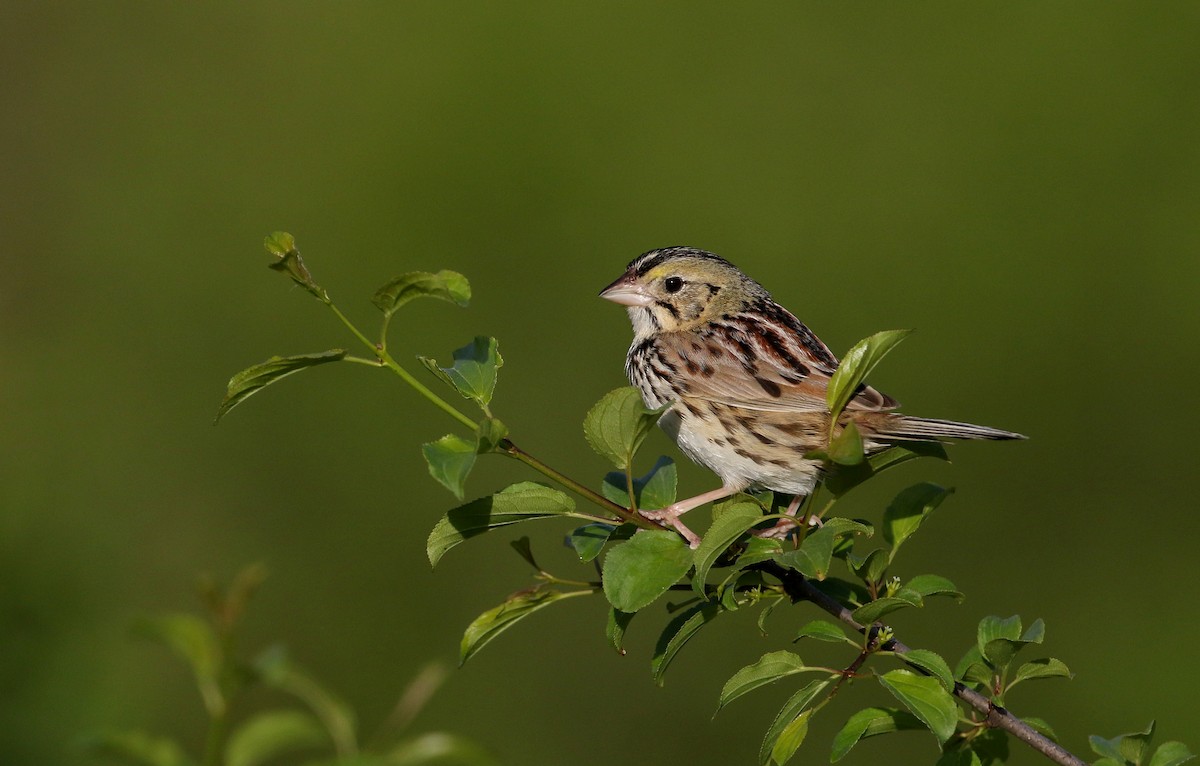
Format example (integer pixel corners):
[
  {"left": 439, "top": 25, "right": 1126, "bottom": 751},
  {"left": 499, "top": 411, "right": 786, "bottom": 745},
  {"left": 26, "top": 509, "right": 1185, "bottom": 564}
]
[{"left": 90, "top": 567, "right": 496, "bottom": 766}]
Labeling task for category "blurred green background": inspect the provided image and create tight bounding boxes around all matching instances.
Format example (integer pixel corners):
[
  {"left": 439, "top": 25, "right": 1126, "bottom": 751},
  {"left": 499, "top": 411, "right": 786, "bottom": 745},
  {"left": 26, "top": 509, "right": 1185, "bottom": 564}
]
[{"left": 3, "top": 3, "right": 1198, "bottom": 764}]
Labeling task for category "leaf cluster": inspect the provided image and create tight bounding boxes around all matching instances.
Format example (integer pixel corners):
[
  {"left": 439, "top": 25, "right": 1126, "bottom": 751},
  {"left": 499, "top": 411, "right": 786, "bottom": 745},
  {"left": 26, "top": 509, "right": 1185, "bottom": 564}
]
[
  {"left": 90, "top": 566, "right": 495, "bottom": 766},
  {"left": 211, "top": 234, "right": 1193, "bottom": 766}
]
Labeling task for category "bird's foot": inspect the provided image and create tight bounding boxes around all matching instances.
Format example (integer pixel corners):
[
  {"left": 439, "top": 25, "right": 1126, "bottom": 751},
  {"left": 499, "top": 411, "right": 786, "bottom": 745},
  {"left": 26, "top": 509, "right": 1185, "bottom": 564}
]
[
  {"left": 639, "top": 507, "right": 702, "bottom": 549},
  {"left": 754, "top": 515, "right": 822, "bottom": 541}
]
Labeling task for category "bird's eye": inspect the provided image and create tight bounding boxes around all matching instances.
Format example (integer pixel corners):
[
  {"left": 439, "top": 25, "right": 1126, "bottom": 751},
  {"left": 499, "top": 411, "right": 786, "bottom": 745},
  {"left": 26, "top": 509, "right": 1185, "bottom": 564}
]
[{"left": 664, "top": 276, "right": 684, "bottom": 294}]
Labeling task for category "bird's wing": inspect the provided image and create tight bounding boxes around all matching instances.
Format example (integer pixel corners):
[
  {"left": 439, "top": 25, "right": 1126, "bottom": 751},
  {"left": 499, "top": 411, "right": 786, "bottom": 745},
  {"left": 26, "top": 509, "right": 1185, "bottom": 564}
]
[{"left": 657, "top": 307, "right": 898, "bottom": 413}]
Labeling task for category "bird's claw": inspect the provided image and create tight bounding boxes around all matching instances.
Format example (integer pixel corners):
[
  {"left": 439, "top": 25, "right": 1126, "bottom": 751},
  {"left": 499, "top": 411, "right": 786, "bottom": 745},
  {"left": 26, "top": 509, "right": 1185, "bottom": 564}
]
[
  {"left": 639, "top": 507, "right": 701, "bottom": 549},
  {"left": 754, "top": 515, "right": 822, "bottom": 541}
]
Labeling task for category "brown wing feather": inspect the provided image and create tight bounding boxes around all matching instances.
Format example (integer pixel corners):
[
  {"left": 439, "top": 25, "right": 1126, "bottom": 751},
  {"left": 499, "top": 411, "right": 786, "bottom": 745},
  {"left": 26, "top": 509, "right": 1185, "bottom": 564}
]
[{"left": 658, "top": 305, "right": 899, "bottom": 413}]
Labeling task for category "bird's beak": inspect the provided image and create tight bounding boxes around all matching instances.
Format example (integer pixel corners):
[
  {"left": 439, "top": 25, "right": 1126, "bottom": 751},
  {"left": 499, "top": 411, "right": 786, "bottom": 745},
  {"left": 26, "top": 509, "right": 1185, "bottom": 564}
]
[{"left": 599, "top": 273, "right": 653, "bottom": 307}]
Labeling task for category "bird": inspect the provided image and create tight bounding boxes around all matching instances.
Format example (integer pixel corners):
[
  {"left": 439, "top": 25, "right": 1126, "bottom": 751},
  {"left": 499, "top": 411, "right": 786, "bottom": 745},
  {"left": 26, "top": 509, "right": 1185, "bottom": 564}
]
[{"left": 599, "top": 246, "right": 1025, "bottom": 548}]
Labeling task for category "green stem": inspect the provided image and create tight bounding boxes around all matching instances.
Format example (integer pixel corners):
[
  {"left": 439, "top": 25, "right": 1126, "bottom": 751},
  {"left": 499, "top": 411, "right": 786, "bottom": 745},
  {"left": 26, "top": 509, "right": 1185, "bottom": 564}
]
[
  {"left": 323, "top": 295, "right": 661, "bottom": 533},
  {"left": 377, "top": 349, "right": 479, "bottom": 431},
  {"left": 326, "top": 300, "right": 378, "bottom": 354},
  {"left": 201, "top": 619, "right": 240, "bottom": 766},
  {"left": 324, "top": 298, "right": 479, "bottom": 431},
  {"left": 536, "top": 572, "right": 597, "bottom": 588},
  {"left": 501, "top": 440, "right": 655, "bottom": 529},
  {"left": 625, "top": 468, "right": 638, "bottom": 513},
  {"left": 200, "top": 710, "right": 230, "bottom": 766}
]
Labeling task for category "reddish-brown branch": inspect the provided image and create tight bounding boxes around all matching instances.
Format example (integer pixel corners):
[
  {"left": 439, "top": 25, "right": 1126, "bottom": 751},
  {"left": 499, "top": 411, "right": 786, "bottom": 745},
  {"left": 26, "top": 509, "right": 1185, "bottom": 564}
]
[{"left": 753, "top": 561, "right": 1088, "bottom": 766}]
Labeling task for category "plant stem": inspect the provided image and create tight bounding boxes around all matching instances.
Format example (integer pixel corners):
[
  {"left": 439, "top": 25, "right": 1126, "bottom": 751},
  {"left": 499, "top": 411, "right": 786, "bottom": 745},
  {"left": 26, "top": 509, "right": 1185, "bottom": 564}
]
[
  {"left": 325, "top": 295, "right": 661, "bottom": 532},
  {"left": 323, "top": 298, "right": 480, "bottom": 431},
  {"left": 201, "top": 709, "right": 230, "bottom": 766},
  {"left": 753, "top": 561, "right": 1088, "bottom": 766},
  {"left": 325, "top": 300, "right": 378, "bottom": 355},
  {"left": 625, "top": 468, "right": 638, "bottom": 513},
  {"left": 500, "top": 440, "right": 655, "bottom": 529},
  {"left": 377, "top": 349, "right": 479, "bottom": 431}
]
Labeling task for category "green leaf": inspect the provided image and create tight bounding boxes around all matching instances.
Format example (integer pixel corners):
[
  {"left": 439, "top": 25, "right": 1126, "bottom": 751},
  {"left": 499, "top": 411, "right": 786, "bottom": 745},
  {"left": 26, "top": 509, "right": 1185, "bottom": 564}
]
[
  {"left": 475, "top": 417, "right": 508, "bottom": 453},
  {"left": 692, "top": 502, "right": 765, "bottom": 596},
  {"left": 736, "top": 537, "right": 784, "bottom": 569},
  {"left": 757, "top": 595, "right": 785, "bottom": 636},
  {"left": 583, "top": 387, "right": 664, "bottom": 469},
  {"left": 419, "top": 336, "right": 503, "bottom": 410},
  {"left": 969, "top": 730, "right": 1011, "bottom": 766},
  {"left": 827, "top": 421, "right": 865, "bottom": 465},
  {"left": 263, "top": 231, "right": 296, "bottom": 257},
  {"left": 216, "top": 350, "right": 346, "bottom": 422},
  {"left": 955, "top": 648, "right": 994, "bottom": 690},
  {"left": 848, "top": 548, "right": 890, "bottom": 586},
  {"left": 1118, "top": 721, "right": 1157, "bottom": 766},
  {"left": 1011, "top": 657, "right": 1073, "bottom": 685},
  {"left": 822, "top": 517, "right": 874, "bottom": 539},
  {"left": 601, "top": 456, "right": 678, "bottom": 509},
  {"left": 852, "top": 590, "right": 923, "bottom": 624},
  {"left": 906, "top": 574, "right": 963, "bottom": 601},
  {"left": 827, "top": 329, "right": 913, "bottom": 422},
  {"left": 387, "top": 732, "right": 499, "bottom": 766},
  {"left": 651, "top": 602, "right": 720, "bottom": 685},
  {"left": 758, "top": 679, "right": 832, "bottom": 766},
  {"left": 824, "top": 441, "right": 950, "bottom": 497},
  {"left": 715, "top": 490, "right": 772, "bottom": 516},
  {"left": 982, "top": 638, "right": 1023, "bottom": 672},
  {"left": 567, "top": 522, "right": 634, "bottom": 563},
  {"left": 251, "top": 648, "right": 356, "bottom": 757},
  {"left": 977, "top": 614, "right": 1043, "bottom": 673},
  {"left": 427, "top": 482, "right": 575, "bottom": 566},
  {"left": 1092, "top": 723, "right": 1164, "bottom": 766},
  {"left": 226, "top": 711, "right": 327, "bottom": 766},
  {"left": 133, "top": 614, "right": 222, "bottom": 713},
  {"left": 1150, "top": 742, "right": 1195, "bottom": 766},
  {"left": 878, "top": 669, "right": 958, "bottom": 743},
  {"left": 830, "top": 707, "right": 925, "bottom": 762},
  {"left": 86, "top": 731, "right": 193, "bottom": 766},
  {"left": 508, "top": 536, "right": 538, "bottom": 570},
  {"left": 976, "top": 614, "right": 1023, "bottom": 655},
  {"left": 897, "top": 649, "right": 955, "bottom": 691},
  {"left": 770, "top": 710, "right": 813, "bottom": 766},
  {"left": 793, "top": 619, "right": 856, "bottom": 645},
  {"left": 718, "top": 570, "right": 765, "bottom": 611},
  {"left": 264, "top": 232, "right": 325, "bottom": 299},
  {"left": 716, "top": 651, "right": 816, "bottom": 713},
  {"left": 809, "top": 577, "right": 871, "bottom": 609},
  {"left": 774, "top": 525, "right": 837, "bottom": 580},
  {"left": 372, "top": 270, "right": 471, "bottom": 317},
  {"left": 1090, "top": 734, "right": 1128, "bottom": 763},
  {"left": 134, "top": 613, "right": 218, "bottom": 678},
  {"left": 421, "top": 434, "right": 477, "bottom": 500},
  {"left": 606, "top": 608, "right": 634, "bottom": 654},
  {"left": 882, "top": 483, "right": 953, "bottom": 557},
  {"left": 460, "top": 588, "right": 587, "bottom": 664},
  {"left": 602, "top": 530, "right": 694, "bottom": 612},
  {"left": 1022, "top": 618, "right": 1046, "bottom": 644},
  {"left": 1023, "top": 716, "right": 1059, "bottom": 740}
]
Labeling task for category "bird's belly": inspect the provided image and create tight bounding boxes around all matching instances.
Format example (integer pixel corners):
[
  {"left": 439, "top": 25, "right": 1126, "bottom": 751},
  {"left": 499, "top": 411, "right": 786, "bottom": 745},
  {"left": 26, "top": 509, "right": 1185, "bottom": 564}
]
[{"left": 658, "top": 406, "right": 821, "bottom": 496}]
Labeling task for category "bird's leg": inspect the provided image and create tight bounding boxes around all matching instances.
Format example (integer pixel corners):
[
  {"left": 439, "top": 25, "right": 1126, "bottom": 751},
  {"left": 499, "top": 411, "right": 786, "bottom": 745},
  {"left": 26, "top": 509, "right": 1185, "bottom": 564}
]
[
  {"left": 640, "top": 484, "right": 743, "bottom": 549},
  {"left": 755, "top": 493, "right": 819, "bottom": 540}
]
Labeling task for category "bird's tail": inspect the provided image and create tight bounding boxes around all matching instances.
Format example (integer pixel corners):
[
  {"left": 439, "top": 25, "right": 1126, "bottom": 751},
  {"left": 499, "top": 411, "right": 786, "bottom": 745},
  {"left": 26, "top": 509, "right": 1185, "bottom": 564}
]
[{"left": 877, "top": 416, "right": 1026, "bottom": 442}]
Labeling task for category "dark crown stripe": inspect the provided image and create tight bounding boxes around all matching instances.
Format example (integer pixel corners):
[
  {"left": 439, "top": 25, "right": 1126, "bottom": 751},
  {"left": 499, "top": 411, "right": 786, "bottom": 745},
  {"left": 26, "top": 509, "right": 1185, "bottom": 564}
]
[{"left": 628, "top": 246, "right": 734, "bottom": 276}]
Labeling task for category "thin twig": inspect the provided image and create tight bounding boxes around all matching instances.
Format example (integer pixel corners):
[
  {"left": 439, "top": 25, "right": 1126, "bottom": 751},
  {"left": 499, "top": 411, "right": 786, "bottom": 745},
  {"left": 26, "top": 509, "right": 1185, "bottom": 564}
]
[
  {"left": 500, "top": 439, "right": 658, "bottom": 530},
  {"left": 753, "top": 562, "right": 1088, "bottom": 766}
]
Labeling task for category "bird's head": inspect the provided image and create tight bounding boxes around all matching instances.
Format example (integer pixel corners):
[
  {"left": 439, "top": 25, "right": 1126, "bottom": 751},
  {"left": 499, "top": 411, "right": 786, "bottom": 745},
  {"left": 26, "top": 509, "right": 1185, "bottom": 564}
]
[{"left": 599, "top": 246, "right": 767, "bottom": 335}]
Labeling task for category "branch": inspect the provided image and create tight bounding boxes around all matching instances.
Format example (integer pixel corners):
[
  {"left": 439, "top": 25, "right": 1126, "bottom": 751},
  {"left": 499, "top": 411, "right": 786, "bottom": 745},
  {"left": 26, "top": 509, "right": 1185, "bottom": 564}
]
[{"left": 754, "top": 561, "right": 1088, "bottom": 766}]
